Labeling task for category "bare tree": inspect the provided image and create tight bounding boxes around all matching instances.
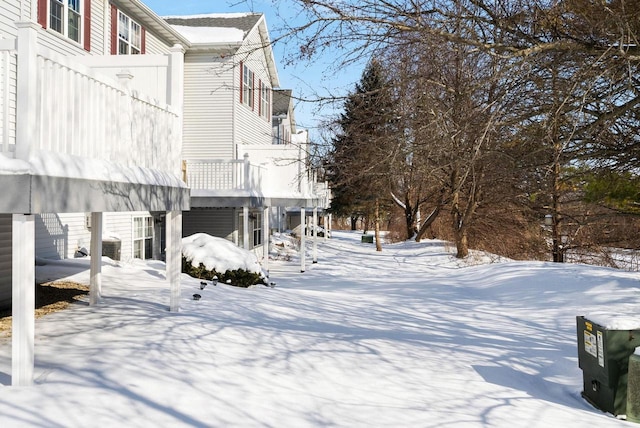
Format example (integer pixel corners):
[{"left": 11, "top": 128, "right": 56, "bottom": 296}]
[{"left": 251, "top": 0, "right": 640, "bottom": 259}]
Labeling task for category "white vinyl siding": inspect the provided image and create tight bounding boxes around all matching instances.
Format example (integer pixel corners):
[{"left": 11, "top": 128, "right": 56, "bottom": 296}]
[
  {"left": 89, "top": 0, "right": 106, "bottom": 54},
  {"left": 0, "top": 0, "right": 23, "bottom": 38},
  {"left": 183, "top": 208, "right": 235, "bottom": 242},
  {"left": 33, "top": 212, "right": 159, "bottom": 263},
  {"left": 182, "top": 52, "right": 234, "bottom": 159},
  {"left": 234, "top": 28, "right": 274, "bottom": 147},
  {"left": 143, "top": 31, "right": 173, "bottom": 55},
  {"left": 35, "top": 213, "right": 90, "bottom": 260},
  {"left": 105, "top": 212, "right": 144, "bottom": 262},
  {"left": 0, "top": 214, "right": 11, "bottom": 309}
]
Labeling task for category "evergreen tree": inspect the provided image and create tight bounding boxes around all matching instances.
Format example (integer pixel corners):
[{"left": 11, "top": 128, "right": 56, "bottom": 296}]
[{"left": 327, "top": 58, "right": 397, "bottom": 249}]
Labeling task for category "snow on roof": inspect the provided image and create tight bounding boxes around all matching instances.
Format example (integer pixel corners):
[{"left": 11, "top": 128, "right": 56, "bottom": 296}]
[
  {"left": 164, "top": 13, "right": 262, "bottom": 44},
  {"left": 170, "top": 24, "right": 244, "bottom": 44},
  {"left": 162, "top": 13, "right": 256, "bottom": 20}
]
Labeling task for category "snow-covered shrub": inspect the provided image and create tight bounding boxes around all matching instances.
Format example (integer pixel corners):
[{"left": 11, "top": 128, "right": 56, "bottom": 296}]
[{"left": 182, "top": 233, "right": 268, "bottom": 288}]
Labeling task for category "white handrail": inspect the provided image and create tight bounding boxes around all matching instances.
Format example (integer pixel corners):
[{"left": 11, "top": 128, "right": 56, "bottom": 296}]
[{"left": 12, "top": 23, "right": 181, "bottom": 175}]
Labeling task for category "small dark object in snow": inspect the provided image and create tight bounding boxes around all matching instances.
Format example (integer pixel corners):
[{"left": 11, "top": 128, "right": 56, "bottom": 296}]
[
  {"left": 74, "top": 247, "right": 89, "bottom": 257},
  {"left": 269, "top": 282, "right": 276, "bottom": 288},
  {"left": 192, "top": 293, "right": 201, "bottom": 300},
  {"left": 200, "top": 281, "right": 207, "bottom": 290}
]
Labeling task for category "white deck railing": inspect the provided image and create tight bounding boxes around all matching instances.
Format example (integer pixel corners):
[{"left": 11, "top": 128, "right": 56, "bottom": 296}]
[
  {"left": 0, "top": 39, "right": 16, "bottom": 155},
  {"left": 185, "top": 156, "right": 331, "bottom": 207},
  {"left": 184, "top": 156, "right": 265, "bottom": 192},
  {"left": 2, "top": 22, "right": 183, "bottom": 176}
]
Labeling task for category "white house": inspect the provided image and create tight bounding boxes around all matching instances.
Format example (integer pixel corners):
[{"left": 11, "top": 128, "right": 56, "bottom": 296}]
[
  {"left": 0, "top": 0, "right": 190, "bottom": 386},
  {"left": 165, "top": 13, "right": 330, "bottom": 271},
  {"left": 0, "top": 2, "right": 331, "bottom": 386}
]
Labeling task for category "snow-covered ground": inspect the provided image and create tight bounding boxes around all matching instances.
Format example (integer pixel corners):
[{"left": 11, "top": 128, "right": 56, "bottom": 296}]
[{"left": 0, "top": 230, "right": 638, "bottom": 427}]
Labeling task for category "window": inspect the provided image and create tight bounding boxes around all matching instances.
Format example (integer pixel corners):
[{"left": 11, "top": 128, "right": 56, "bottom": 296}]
[
  {"left": 38, "top": 0, "right": 91, "bottom": 50},
  {"left": 252, "top": 212, "right": 263, "bottom": 247},
  {"left": 239, "top": 212, "right": 262, "bottom": 248},
  {"left": 117, "top": 11, "right": 142, "bottom": 55},
  {"left": 260, "top": 81, "right": 271, "bottom": 119},
  {"left": 133, "top": 216, "right": 153, "bottom": 260},
  {"left": 48, "top": 0, "right": 82, "bottom": 43},
  {"left": 241, "top": 63, "right": 254, "bottom": 109}
]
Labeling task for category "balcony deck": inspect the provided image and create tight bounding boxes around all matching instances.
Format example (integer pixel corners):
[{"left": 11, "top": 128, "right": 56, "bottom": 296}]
[
  {"left": 0, "top": 22, "right": 188, "bottom": 213},
  {"left": 184, "top": 156, "right": 329, "bottom": 209}
]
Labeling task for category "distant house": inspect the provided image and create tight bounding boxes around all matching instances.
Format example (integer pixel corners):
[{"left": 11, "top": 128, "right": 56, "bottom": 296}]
[
  {"left": 0, "top": 0, "right": 190, "bottom": 385},
  {"left": 166, "top": 13, "right": 330, "bottom": 271}
]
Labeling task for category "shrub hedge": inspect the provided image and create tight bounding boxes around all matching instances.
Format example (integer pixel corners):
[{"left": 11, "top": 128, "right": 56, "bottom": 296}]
[{"left": 182, "top": 257, "right": 266, "bottom": 288}]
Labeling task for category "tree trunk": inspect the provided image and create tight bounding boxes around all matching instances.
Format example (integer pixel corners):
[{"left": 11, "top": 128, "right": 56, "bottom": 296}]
[
  {"left": 374, "top": 198, "right": 382, "bottom": 252},
  {"left": 450, "top": 184, "right": 478, "bottom": 259},
  {"left": 415, "top": 204, "right": 443, "bottom": 242},
  {"left": 455, "top": 230, "right": 469, "bottom": 258},
  {"left": 551, "top": 149, "right": 564, "bottom": 263},
  {"left": 404, "top": 195, "right": 418, "bottom": 240},
  {"left": 350, "top": 216, "right": 357, "bottom": 231}
]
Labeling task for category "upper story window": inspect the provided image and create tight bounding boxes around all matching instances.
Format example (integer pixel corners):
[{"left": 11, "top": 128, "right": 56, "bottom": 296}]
[
  {"left": 38, "top": 0, "right": 91, "bottom": 51},
  {"left": 110, "top": 5, "right": 146, "bottom": 55},
  {"left": 260, "top": 81, "right": 271, "bottom": 120},
  {"left": 241, "top": 63, "right": 254, "bottom": 109},
  {"left": 118, "top": 11, "right": 142, "bottom": 55}
]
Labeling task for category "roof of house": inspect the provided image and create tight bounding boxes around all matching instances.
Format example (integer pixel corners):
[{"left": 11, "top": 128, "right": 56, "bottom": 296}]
[
  {"left": 164, "top": 13, "right": 280, "bottom": 88},
  {"left": 164, "top": 13, "right": 262, "bottom": 43},
  {"left": 272, "top": 90, "right": 293, "bottom": 117},
  {"left": 118, "top": 0, "right": 191, "bottom": 47}
]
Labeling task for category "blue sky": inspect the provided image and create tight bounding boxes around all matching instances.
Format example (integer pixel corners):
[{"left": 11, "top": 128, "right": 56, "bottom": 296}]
[{"left": 143, "top": 0, "right": 365, "bottom": 143}]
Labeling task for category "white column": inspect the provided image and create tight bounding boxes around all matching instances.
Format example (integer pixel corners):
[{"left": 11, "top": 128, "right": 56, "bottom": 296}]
[
  {"left": 312, "top": 207, "right": 318, "bottom": 264},
  {"left": 166, "top": 211, "right": 182, "bottom": 312},
  {"left": 168, "top": 45, "right": 184, "bottom": 178},
  {"left": 89, "top": 212, "right": 103, "bottom": 305},
  {"left": 262, "top": 206, "right": 269, "bottom": 273},
  {"left": 300, "top": 207, "right": 306, "bottom": 273},
  {"left": 168, "top": 45, "right": 185, "bottom": 109},
  {"left": 243, "top": 206, "right": 249, "bottom": 250},
  {"left": 12, "top": 214, "right": 35, "bottom": 387},
  {"left": 243, "top": 154, "right": 250, "bottom": 190},
  {"left": 16, "top": 22, "right": 40, "bottom": 161}
]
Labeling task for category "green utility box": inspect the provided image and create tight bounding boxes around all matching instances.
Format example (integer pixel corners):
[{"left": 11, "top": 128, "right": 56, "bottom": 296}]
[
  {"left": 361, "top": 235, "right": 374, "bottom": 244},
  {"left": 577, "top": 315, "right": 640, "bottom": 416}
]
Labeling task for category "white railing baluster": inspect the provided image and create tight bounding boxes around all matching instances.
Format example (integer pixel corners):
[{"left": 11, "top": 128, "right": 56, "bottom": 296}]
[
  {"left": 1, "top": 50, "right": 8, "bottom": 154},
  {"left": 11, "top": 40, "right": 179, "bottom": 171},
  {"left": 16, "top": 22, "right": 40, "bottom": 161},
  {"left": 184, "top": 159, "right": 268, "bottom": 193}
]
